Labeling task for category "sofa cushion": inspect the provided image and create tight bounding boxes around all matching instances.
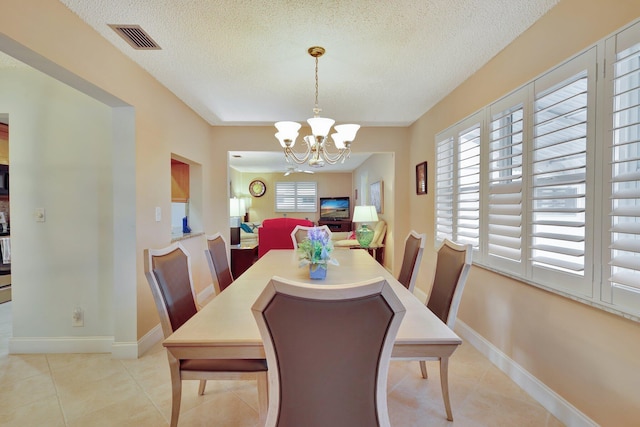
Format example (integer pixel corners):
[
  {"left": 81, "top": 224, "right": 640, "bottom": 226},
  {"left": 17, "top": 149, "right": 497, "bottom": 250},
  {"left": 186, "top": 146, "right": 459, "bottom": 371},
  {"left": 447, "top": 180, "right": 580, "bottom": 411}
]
[{"left": 258, "top": 218, "right": 314, "bottom": 257}]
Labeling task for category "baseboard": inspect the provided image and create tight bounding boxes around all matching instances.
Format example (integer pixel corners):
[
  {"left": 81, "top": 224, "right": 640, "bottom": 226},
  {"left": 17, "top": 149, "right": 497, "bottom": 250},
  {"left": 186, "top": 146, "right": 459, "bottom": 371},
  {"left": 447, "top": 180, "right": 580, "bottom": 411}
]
[
  {"left": 9, "top": 336, "right": 113, "bottom": 354},
  {"left": 112, "top": 324, "right": 163, "bottom": 359},
  {"left": 455, "top": 320, "right": 598, "bottom": 427},
  {"left": 8, "top": 325, "right": 163, "bottom": 359},
  {"left": 197, "top": 283, "right": 216, "bottom": 306},
  {"left": 135, "top": 323, "right": 163, "bottom": 357}
]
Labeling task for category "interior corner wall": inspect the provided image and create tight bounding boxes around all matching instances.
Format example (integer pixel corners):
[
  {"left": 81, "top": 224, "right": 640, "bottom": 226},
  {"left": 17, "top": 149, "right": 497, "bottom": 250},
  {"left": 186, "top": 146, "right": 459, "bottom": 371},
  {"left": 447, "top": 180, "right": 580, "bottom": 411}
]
[
  {"left": 1, "top": 0, "right": 218, "bottom": 350},
  {"left": 353, "top": 153, "right": 397, "bottom": 272},
  {"left": 408, "top": 0, "right": 640, "bottom": 425},
  {"left": 0, "top": 67, "right": 116, "bottom": 346}
]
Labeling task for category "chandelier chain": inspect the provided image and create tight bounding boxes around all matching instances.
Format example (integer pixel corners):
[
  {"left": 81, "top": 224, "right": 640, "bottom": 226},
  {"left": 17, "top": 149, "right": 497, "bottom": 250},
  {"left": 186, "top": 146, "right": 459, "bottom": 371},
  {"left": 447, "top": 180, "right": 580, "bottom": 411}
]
[{"left": 314, "top": 55, "right": 320, "bottom": 115}]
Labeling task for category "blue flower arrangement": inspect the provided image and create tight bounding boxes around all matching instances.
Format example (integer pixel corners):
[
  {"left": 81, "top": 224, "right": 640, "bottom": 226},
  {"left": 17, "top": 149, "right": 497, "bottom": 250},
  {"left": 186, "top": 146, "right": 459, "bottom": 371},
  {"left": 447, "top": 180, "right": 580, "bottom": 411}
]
[{"left": 297, "top": 227, "right": 339, "bottom": 270}]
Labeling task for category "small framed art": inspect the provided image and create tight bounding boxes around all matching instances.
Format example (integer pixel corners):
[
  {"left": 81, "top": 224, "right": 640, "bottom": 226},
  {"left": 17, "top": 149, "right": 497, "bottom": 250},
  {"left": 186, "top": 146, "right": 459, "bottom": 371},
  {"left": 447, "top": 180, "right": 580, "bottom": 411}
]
[
  {"left": 416, "top": 161, "right": 427, "bottom": 195},
  {"left": 370, "top": 180, "right": 384, "bottom": 214}
]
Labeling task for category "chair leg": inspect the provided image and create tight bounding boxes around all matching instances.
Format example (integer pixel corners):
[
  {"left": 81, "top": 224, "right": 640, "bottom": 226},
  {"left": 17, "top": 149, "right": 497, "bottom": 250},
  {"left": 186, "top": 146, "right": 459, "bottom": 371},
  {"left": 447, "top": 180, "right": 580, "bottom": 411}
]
[
  {"left": 256, "top": 371, "right": 269, "bottom": 423},
  {"left": 198, "top": 380, "right": 207, "bottom": 395},
  {"left": 419, "top": 361, "right": 428, "bottom": 379},
  {"left": 168, "top": 357, "right": 182, "bottom": 427},
  {"left": 439, "top": 357, "right": 453, "bottom": 421}
]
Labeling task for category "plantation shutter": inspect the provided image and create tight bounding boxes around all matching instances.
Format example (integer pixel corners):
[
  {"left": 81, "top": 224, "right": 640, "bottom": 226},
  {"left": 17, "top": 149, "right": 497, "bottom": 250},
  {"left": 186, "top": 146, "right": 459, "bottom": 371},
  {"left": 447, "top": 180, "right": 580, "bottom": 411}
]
[
  {"left": 457, "top": 124, "right": 481, "bottom": 249},
  {"left": 487, "top": 93, "right": 525, "bottom": 272},
  {"left": 295, "top": 182, "right": 317, "bottom": 212},
  {"left": 530, "top": 48, "right": 595, "bottom": 294},
  {"left": 275, "top": 182, "right": 317, "bottom": 212},
  {"left": 606, "top": 23, "right": 640, "bottom": 314},
  {"left": 435, "top": 135, "right": 454, "bottom": 243}
]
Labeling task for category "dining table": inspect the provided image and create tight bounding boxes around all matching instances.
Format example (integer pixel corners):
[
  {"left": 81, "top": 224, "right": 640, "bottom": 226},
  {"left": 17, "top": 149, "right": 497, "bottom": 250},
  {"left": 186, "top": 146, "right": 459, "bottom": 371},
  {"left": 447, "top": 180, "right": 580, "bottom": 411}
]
[{"left": 163, "top": 248, "right": 462, "bottom": 416}]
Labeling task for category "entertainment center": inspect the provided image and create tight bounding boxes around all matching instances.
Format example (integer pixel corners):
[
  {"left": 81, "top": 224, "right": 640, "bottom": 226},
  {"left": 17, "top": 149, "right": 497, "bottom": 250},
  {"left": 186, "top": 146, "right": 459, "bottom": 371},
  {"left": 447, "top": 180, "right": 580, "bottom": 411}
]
[{"left": 317, "top": 197, "right": 352, "bottom": 232}]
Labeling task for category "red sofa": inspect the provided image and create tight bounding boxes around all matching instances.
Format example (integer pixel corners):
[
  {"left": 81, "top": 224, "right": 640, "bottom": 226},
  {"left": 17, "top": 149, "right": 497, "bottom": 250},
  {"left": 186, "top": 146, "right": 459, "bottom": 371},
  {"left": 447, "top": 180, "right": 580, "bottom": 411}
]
[{"left": 258, "top": 218, "right": 314, "bottom": 258}]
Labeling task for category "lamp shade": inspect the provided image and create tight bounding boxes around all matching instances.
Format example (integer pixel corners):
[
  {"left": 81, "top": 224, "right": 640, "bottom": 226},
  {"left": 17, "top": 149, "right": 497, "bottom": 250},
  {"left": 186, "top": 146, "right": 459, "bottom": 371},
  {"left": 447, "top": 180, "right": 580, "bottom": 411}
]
[
  {"left": 352, "top": 205, "right": 378, "bottom": 223},
  {"left": 307, "top": 117, "right": 335, "bottom": 137},
  {"left": 331, "top": 132, "right": 345, "bottom": 149},
  {"left": 275, "top": 121, "right": 301, "bottom": 147},
  {"left": 229, "top": 197, "right": 243, "bottom": 217},
  {"left": 334, "top": 124, "right": 360, "bottom": 142}
]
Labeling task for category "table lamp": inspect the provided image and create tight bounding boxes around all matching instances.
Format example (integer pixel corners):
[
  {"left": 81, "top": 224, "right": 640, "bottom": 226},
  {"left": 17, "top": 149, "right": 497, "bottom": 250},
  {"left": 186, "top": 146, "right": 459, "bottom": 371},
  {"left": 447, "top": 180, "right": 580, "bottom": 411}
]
[
  {"left": 352, "top": 205, "right": 378, "bottom": 248},
  {"left": 229, "top": 197, "right": 244, "bottom": 245}
]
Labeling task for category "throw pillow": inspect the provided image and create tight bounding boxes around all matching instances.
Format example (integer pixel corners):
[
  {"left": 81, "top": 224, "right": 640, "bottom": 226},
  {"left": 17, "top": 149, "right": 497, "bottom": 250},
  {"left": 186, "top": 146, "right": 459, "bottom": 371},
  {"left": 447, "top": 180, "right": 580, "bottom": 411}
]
[{"left": 240, "top": 223, "right": 253, "bottom": 233}]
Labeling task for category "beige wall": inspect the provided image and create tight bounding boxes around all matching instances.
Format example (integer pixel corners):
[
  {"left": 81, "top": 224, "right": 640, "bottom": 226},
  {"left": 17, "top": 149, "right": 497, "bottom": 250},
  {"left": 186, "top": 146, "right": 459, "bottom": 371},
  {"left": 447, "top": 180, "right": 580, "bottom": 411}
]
[
  {"left": 231, "top": 170, "right": 353, "bottom": 223},
  {"left": 212, "top": 126, "right": 411, "bottom": 275},
  {"left": 408, "top": 0, "right": 640, "bottom": 424},
  {"left": 354, "top": 153, "right": 396, "bottom": 271}
]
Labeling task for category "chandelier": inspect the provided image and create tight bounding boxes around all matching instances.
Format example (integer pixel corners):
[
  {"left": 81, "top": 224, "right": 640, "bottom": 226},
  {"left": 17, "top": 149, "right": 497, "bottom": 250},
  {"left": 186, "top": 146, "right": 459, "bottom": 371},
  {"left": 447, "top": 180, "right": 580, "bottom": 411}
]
[{"left": 275, "top": 46, "right": 360, "bottom": 168}]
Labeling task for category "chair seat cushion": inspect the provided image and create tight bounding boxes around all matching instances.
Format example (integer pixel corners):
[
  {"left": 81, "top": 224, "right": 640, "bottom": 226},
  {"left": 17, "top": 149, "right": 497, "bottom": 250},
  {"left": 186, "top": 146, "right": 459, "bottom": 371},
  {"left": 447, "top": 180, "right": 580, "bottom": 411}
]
[{"left": 180, "top": 358, "right": 267, "bottom": 372}]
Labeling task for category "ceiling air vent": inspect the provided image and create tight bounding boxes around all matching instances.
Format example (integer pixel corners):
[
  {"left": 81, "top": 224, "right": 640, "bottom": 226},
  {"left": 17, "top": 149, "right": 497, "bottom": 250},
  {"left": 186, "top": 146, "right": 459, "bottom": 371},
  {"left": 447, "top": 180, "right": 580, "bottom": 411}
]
[{"left": 108, "top": 24, "right": 161, "bottom": 50}]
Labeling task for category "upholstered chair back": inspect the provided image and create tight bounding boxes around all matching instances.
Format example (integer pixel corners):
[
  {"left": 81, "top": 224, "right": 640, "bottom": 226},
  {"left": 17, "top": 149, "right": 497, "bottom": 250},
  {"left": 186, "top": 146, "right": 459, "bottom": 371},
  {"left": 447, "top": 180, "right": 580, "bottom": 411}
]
[
  {"left": 396, "top": 231, "right": 426, "bottom": 293},
  {"left": 205, "top": 233, "right": 234, "bottom": 293},
  {"left": 426, "top": 239, "right": 472, "bottom": 328},
  {"left": 145, "top": 243, "right": 197, "bottom": 338},
  {"left": 252, "top": 277, "right": 405, "bottom": 427}
]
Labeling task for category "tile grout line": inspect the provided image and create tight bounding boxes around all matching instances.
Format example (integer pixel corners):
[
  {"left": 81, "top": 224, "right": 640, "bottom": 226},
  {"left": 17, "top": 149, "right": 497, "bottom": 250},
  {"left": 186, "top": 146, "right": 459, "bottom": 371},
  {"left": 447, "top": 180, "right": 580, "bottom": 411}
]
[
  {"left": 45, "top": 353, "right": 70, "bottom": 427},
  {"left": 117, "top": 358, "right": 170, "bottom": 425}
]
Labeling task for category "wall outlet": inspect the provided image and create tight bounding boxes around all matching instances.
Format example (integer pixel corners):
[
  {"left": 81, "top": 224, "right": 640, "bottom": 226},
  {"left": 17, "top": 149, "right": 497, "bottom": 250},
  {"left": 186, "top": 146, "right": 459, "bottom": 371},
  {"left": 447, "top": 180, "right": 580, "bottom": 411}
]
[
  {"left": 155, "top": 207, "right": 161, "bottom": 222},
  {"left": 72, "top": 307, "right": 84, "bottom": 327}
]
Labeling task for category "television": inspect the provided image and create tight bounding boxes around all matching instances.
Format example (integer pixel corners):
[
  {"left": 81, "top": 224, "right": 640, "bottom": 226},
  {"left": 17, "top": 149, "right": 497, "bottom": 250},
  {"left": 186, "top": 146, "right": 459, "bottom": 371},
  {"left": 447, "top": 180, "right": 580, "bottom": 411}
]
[{"left": 319, "top": 197, "right": 350, "bottom": 221}]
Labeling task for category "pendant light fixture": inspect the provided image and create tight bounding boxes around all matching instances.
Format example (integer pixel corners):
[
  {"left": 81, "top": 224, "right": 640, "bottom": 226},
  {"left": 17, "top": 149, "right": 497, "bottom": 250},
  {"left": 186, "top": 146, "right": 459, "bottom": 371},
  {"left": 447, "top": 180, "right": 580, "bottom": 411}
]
[{"left": 275, "top": 46, "right": 360, "bottom": 167}]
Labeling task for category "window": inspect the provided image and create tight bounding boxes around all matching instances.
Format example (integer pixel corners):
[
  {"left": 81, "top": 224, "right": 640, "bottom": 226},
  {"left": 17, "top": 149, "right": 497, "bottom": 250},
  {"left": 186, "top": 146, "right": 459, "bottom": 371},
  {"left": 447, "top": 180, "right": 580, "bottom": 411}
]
[
  {"left": 275, "top": 181, "right": 317, "bottom": 212},
  {"left": 530, "top": 49, "right": 595, "bottom": 296},
  {"left": 457, "top": 124, "right": 481, "bottom": 249},
  {"left": 435, "top": 114, "right": 482, "bottom": 248},
  {"left": 604, "top": 22, "right": 640, "bottom": 313},
  {"left": 435, "top": 135, "right": 454, "bottom": 242},
  {"left": 434, "top": 19, "right": 640, "bottom": 319},
  {"left": 486, "top": 89, "right": 526, "bottom": 274}
]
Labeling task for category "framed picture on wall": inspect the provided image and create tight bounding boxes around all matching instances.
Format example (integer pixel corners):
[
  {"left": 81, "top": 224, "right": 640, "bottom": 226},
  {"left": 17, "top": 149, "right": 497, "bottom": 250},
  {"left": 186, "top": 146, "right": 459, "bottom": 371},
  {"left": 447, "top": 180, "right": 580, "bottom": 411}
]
[
  {"left": 370, "top": 180, "right": 384, "bottom": 214},
  {"left": 416, "top": 161, "right": 427, "bottom": 195}
]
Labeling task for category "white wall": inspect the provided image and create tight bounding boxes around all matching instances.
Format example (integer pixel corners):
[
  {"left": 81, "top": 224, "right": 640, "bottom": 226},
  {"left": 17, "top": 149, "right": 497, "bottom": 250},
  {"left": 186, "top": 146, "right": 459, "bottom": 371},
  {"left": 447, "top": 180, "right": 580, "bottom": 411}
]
[{"left": 0, "top": 67, "right": 125, "bottom": 351}]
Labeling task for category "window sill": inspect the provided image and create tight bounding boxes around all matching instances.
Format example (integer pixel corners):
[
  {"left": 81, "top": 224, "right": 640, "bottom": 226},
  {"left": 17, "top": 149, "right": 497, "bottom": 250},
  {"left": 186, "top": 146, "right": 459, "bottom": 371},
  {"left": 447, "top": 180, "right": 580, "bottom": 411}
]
[{"left": 171, "top": 231, "right": 204, "bottom": 243}]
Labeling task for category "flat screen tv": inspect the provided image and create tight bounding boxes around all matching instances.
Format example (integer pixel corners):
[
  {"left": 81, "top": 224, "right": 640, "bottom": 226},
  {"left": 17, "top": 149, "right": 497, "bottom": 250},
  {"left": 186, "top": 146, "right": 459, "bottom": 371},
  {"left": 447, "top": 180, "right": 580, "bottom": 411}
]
[{"left": 319, "top": 197, "right": 350, "bottom": 221}]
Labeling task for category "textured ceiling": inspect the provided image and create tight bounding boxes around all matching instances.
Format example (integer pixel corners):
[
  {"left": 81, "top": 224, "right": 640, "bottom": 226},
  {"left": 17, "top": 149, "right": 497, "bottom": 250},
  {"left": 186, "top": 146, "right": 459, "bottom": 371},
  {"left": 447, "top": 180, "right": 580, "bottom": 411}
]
[{"left": 57, "top": 0, "right": 559, "bottom": 128}]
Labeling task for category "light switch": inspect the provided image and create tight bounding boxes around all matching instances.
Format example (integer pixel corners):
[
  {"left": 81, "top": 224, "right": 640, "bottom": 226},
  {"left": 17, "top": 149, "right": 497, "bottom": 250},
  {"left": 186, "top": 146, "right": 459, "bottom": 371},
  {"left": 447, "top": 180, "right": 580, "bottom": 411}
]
[
  {"left": 155, "top": 207, "right": 161, "bottom": 222},
  {"left": 35, "top": 208, "right": 45, "bottom": 222}
]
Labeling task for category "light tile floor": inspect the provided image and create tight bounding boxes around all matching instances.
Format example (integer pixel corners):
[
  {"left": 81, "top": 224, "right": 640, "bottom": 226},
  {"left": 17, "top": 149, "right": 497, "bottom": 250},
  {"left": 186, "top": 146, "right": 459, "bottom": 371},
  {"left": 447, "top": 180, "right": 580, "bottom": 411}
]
[{"left": 0, "top": 301, "right": 563, "bottom": 426}]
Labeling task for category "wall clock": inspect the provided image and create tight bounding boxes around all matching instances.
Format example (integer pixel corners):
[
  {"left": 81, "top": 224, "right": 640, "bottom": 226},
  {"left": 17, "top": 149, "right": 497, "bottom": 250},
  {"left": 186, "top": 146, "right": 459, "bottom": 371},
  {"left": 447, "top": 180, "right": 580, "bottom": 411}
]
[{"left": 249, "top": 179, "right": 266, "bottom": 197}]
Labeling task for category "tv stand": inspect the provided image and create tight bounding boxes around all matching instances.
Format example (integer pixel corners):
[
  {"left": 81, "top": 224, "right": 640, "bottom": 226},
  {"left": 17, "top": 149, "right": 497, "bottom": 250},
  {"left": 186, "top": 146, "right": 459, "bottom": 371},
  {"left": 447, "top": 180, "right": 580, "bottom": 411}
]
[{"left": 318, "top": 220, "right": 352, "bottom": 232}]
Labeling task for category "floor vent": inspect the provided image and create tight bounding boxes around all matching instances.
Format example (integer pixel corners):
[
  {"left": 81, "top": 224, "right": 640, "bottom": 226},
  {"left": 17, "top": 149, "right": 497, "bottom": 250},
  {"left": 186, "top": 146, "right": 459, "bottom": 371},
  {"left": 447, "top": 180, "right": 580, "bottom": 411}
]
[{"left": 108, "top": 24, "right": 161, "bottom": 50}]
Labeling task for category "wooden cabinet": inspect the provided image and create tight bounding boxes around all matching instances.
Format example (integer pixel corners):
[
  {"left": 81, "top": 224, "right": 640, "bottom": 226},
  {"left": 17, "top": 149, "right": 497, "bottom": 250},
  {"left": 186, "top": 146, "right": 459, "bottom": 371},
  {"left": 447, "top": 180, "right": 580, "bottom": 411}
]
[
  {"left": 231, "top": 243, "right": 259, "bottom": 278},
  {"left": 171, "top": 161, "right": 189, "bottom": 202},
  {"left": 318, "top": 220, "right": 352, "bottom": 232}
]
